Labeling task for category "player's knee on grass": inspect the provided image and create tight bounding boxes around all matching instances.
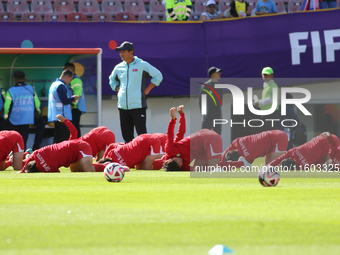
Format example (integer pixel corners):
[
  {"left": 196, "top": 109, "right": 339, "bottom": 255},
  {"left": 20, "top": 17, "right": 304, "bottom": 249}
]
[
  {"left": 163, "top": 158, "right": 181, "bottom": 171},
  {"left": 25, "top": 161, "right": 39, "bottom": 173},
  {"left": 97, "top": 157, "right": 112, "bottom": 164},
  {"left": 79, "top": 157, "right": 95, "bottom": 172},
  {"left": 226, "top": 151, "right": 240, "bottom": 161},
  {"left": 280, "top": 158, "right": 297, "bottom": 171},
  {"left": 12, "top": 152, "right": 24, "bottom": 170}
]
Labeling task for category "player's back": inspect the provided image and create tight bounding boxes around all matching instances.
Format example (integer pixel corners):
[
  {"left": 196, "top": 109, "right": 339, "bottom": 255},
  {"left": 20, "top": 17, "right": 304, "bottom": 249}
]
[
  {"left": 0, "top": 131, "right": 23, "bottom": 160},
  {"left": 80, "top": 126, "right": 115, "bottom": 156}
]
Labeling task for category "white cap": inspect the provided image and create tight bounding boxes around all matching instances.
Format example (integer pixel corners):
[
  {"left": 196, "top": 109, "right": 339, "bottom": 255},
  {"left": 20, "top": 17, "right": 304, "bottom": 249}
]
[{"left": 206, "top": 0, "right": 216, "bottom": 6}]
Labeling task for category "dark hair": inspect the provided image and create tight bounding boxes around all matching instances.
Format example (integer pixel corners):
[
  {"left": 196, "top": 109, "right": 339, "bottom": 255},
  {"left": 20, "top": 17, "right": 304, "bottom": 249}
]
[
  {"left": 13, "top": 70, "right": 25, "bottom": 81},
  {"left": 61, "top": 69, "right": 74, "bottom": 78},
  {"left": 280, "top": 158, "right": 297, "bottom": 171},
  {"left": 163, "top": 159, "right": 181, "bottom": 171},
  {"left": 226, "top": 151, "right": 240, "bottom": 161},
  {"left": 64, "top": 63, "right": 75, "bottom": 71},
  {"left": 97, "top": 157, "right": 112, "bottom": 164},
  {"left": 25, "top": 161, "right": 39, "bottom": 173}
]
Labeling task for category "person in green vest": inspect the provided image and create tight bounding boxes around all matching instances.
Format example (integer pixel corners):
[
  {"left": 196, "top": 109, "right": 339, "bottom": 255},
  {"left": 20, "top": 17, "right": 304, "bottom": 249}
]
[
  {"left": 254, "top": 67, "right": 281, "bottom": 130},
  {"left": 165, "top": 0, "right": 193, "bottom": 21},
  {"left": 0, "top": 87, "right": 6, "bottom": 131},
  {"left": 229, "top": 0, "right": 250, "bottom": 17}
]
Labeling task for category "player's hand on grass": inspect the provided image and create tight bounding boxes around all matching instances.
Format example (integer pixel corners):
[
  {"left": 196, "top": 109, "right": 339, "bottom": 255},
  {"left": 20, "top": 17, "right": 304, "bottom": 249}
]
[
  {"left": 56, "top": 114, "right": 66, "bottom": 123},
  {"left": 320, "top": 132, "right": 330, "bottom": 138},
  {"left": 177, "top": 105, "right": 184, "bottom": 114},
  {"left": 170, "top": 107, "right": 176, "bottom": 119}
]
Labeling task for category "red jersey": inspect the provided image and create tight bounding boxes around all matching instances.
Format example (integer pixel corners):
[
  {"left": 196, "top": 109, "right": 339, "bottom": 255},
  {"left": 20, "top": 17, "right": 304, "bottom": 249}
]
[
  {"left": 327, "top": 135, "right": 340, "bottom": 166},
  {"left": 64, "top": 120, "right": 116, "bottom": 157},
  {"left": 21, "top": 140, "right": 92, "bottom": 173},
  {"left": 148, "top": 133, "right": 166, "bottom": 155},
  {"left": 221, "top": 130, "right": 288, "bottom": 163},
  {"left": 0, "top": 131, "right": 24, "bottom": 161},
  {"left": 269, "top": 135, "right": 330, "bottom": 168},
  {"left": 164, "top": 113, "right": 191, "bottom": 170},
  {"left": 103, "top": 134, "right": 158, "bottom": 168}
]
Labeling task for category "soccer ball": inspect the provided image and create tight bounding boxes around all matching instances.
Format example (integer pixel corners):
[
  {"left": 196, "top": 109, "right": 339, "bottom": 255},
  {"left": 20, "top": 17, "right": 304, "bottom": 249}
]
[
  {"left": 104, "top": 163, "right": 125, "bottom": 182},
  {"left": 258, "top": 167, "right": 280, "bottom": 187}
]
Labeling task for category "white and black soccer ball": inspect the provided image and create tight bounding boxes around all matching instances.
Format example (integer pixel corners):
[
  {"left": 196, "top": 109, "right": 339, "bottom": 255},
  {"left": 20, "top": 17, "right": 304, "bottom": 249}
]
[
  {"left": 258, "top": 167, "right": 280, "bottom": 187},
  {"left": 104, "top": 163, "right": 125, "bottom": 182}
]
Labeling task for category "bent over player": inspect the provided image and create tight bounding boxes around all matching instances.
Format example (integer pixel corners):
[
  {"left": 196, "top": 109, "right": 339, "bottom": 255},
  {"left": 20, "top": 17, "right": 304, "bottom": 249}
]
[
  {"left": 57, "top": 114, "right": 116, "bottom": 161},
  {"left": 21, "top": 140, "right": 95, "bottom": 173},
  {"left": 163, "top": 105, "right": 223, "bottom": 171},
  {"left": 220, "top": 130, "right": 288, "bottom": 166},
  {"left": 268, "top": 132, "right": 340, "bottom": 170},
  {"left": 0, "top": 130, "right": 24, "bottom": 170}
]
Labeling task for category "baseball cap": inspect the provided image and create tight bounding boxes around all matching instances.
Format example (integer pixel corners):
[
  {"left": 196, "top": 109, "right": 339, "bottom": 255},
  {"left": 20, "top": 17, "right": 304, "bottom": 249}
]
[
  {"left": 262, "top": 67, "right": 274, "bottom": 75},
  {"left": 115, "top": 41, "right": 134, "bottom": 52},
  {"left": 206, "top": 0, "right": 216, "bottom": 6},
  {"left": 208, "top": 66, "right": 223, "bottom": 77}
]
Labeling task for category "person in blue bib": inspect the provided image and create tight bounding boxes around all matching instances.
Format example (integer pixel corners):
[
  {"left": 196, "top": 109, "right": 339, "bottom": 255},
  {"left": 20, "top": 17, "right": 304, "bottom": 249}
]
[
  {"left": 48, "top": 69, "right": 80, "bottom": 144},
  {"left": 3, "top": 71, "right": 41, "bottom": 149},
  {"left": 64, "top": 63, "right": 86, "bottom": 138}
]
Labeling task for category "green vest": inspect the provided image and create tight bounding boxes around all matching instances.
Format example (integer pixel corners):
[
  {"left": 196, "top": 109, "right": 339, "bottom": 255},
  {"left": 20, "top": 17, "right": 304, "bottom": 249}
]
[
  {"left": 235, "top": 0, "right": 246, "bottom": 16},
  {"left": 261, "top": 80, "right": 279, "bottom": 111},
  {"left": 166, "top": 0, "right": 192, "bottom": 21}
]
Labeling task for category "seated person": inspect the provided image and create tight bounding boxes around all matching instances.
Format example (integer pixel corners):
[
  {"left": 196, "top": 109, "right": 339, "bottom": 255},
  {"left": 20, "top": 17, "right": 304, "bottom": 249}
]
[
  {"left": 163, "top": 105, "right": 223, "bottom": 171},
  {"left": 268, "top": 132, "right": 340, "bottom": 170},
  {"left": 99, "top": 133, "right": 166, "bottom": 170},
  {"left": 21, "top": 140, "right": 95, "bottom": 173},
  {"left": 254, "top": 0, "right": 277, "bottom": 15},
  {"left": 228, "top": 0, "right": 250, "bottom": 17},
  {"left": 200, "top": 0, "right": 224, "bottom": 21},
  {"left": 57, "top": 115, "right": 116, "bottom": 161},
  {"left": 220, "top": 130, "right": 288, "bottom": 166},
  {"left": 0, "top": 130, "right": 24, "bottom": 170}
]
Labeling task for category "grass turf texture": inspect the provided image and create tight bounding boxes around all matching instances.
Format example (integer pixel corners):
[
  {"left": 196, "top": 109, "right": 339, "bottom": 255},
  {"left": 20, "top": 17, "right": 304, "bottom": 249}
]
[{"left": 1, "top": 158, "right": 340, "bottom": 255}]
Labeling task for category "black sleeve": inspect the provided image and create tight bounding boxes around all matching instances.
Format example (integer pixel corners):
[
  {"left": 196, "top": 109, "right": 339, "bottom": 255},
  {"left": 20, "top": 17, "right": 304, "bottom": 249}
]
[
  {"left": 229, "top": 1, "right": 239, "bottom": 17},
  {"left": 57, "top": 85, "right": 74, "bottom": 105}
]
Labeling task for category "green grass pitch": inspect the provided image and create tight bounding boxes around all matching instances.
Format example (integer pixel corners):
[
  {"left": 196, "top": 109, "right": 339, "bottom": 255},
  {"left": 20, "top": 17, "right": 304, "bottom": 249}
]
[{"left": 1, "top": 158, "right": 340, "bottom": 255}]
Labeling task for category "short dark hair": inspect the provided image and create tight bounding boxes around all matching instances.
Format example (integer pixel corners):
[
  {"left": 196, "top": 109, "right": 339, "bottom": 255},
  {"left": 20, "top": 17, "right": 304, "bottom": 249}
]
[
  {"left": 25, "top": 161, "right": 39, "bottom": 173},
  {"left": 280, "top": 158, "right": 297, "bottom": 171},
  {"left": 64, "top": 63, "right": 75, "bottom": 71},
  {"left": 14, "top": 70, "right": 25, "bottom": 81},
  {"left": 226, "top": 151, "right": 240, "bottom": 161},
  {"left": 61, "top": 69, "right": 74, "bottom": 78},
  {"left": 97, "top": 157, "right": 112, "bottom": 164},
  {"left": 163, "top": 159, "right": 181, "bottom": 171}
]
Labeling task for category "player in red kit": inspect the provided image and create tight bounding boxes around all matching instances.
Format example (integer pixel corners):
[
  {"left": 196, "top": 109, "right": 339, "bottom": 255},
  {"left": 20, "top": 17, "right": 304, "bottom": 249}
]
[
  {"left": 163, "top": 105, "right": 223, "bottom": 171},
  {"left": 21, "top": 140, "right": 95, "bottom": 173},
  {"left": 0, "top": 131, "right": 24, "bottom": 170},
  {"left": 99, "top": 133, "right": 166, "bottom": 170},
  {"left": 57, "top": 115, "right": 115, "bottom": 161},
  {"left": 268, "top": 132, "right": 339, "bottom": 170},
  {"left": 220, "top": 130, "right": 288, "bottom": 167}
]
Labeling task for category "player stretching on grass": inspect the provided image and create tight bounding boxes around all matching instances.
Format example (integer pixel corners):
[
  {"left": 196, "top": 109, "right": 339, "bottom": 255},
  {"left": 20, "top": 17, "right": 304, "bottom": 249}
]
[
  {"left": 220, "top": 130, "right": 288, "bottom": 167},
  {"left": 21, "top": 139, "right": 95, "bottom": 173},
  {"left": 0, "top": 131, "right": 24, "bottom": 170},
  {"left": 98, "top": 133, "right": 166, "bottom": 170},
  {"left": 162, "top": 105, "right": 223, "bottom": 171},
  {"left": 56, "top": 115, "right": 116, "bottom": 161},
  {"left": 268, "top": 132, "right": 340, "bottom": 170}
]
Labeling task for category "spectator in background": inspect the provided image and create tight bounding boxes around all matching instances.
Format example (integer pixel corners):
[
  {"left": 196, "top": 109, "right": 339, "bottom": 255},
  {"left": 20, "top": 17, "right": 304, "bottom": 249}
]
[
  {"left": 165, "top": 0, "right": 192, "bottom": 21},
  {"left": 0, "top": 87, "right": 6, "bottom": 131},
  {"left": 319, "top": 0, "right": 337, "bottom": 9},
  {"left": 3, "top": 71, "right": 41, "bottom": 149},
  {"left": 253, "top": 67, "right": 281, "bottom": 131},
  {"left": 48, "top": 69, "right": 80, "bottom": 144},
  {"left": 64, "top": 63, "right": 86, "bottom": 138},
  {"left": 199, "top": 67, "right": 223, "bottom": 135},
  {"left": 109, "top": 41, "right": 163, "bottom": 143},
  {"left": 201, "top": 0, "right": 224, "bottom": 21},
  {"left": 228, "top": 0, "right": 250, "bottom": 17},
  {"left": 255, "top": 0, "right": 277, "bottom": 15}
]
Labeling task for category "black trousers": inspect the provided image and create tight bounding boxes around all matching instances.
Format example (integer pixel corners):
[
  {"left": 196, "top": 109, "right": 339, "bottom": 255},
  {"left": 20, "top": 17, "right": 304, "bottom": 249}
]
[
  {"left": 71, "top": 108, "right": 82, "bottom": 138},
  {"left": 6, "top": 121, "right": 29, "bottom": 150},
  {"left": 119, "top": 108, "right": 147, "bottom": 143},
  {"left": 54, "top": 120, "right": 70, "bottom": 144},
  {"left": 33, "top": 115, "right": 46, "bottom": 150},
  {"left": 201, "top": 109, "right": 222, "bottom": 136}
]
